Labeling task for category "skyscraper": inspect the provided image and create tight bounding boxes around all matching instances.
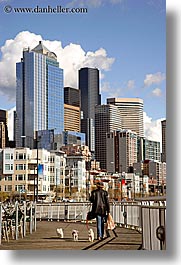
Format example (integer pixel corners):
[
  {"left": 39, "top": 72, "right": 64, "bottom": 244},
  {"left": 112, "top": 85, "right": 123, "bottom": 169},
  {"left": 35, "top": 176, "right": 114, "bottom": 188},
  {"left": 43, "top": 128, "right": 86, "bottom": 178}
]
[
  {"left": 79, "top": 67, "right": 101, "bottom": 154},
  {"left": 0, "top": 109, "right": 8, "bottom": 148},
  {"left": 107, "top": 98, "right": 144, "bottom": 137},
  {"left": 106, "top": 130, "right": 137, "bottom": 173},
  {"left": 95, "top": 104, "right": 122, "bottom": 170},
  {"left": 161, "top": 119, "right": 166, "bottom": 162},
  {"left": 64, "top": 87, "right": 80, "bottom": 107},
  {"left": 16, "top": 41, "right": 64, "bottom": 147},
  {"left": 64, "top": 104, "right": 80, "bottom": 132},
  {"left": 137, "top": 137, "right": 161, "bottom": 162}
]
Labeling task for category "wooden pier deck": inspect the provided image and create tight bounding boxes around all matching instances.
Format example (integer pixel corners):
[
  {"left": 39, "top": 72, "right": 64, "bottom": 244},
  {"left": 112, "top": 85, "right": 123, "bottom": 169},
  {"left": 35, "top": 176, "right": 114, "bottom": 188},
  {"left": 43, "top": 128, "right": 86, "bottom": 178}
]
[{"left": 0, "top": 221, "right": 142, "bottom": 250}]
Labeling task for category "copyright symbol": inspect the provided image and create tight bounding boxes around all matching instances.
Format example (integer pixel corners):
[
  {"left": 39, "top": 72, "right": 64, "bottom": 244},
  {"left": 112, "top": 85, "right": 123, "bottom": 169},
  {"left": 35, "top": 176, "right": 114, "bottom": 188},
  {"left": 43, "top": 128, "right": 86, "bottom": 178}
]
[{"left": 4, "top": 5, "right": 12, "bottom": 13}]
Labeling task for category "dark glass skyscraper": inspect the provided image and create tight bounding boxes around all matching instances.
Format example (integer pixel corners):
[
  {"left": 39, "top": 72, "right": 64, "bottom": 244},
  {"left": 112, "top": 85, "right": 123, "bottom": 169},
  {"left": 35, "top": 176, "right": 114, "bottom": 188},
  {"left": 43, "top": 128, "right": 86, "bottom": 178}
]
[
  {"left": 64, "top": 87, "right": 80, "bottom": 107},
  {"left": 79, "top": 67, "right": 101, "bottom": 154},
  {"left": 95, "top": 104, "right": 122, "bottom": 170},
  {"left": 16, "top": 41, "right": 64, "bottom": 147}
]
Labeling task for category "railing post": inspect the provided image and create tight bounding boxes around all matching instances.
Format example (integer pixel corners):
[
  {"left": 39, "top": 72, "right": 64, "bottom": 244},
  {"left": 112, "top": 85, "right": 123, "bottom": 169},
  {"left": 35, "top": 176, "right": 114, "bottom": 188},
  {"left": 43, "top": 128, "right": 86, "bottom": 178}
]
[
  {"left": 29, "top": 201, "right": 33, "bottom": 234},
  {"left": 23, "top": 201, "right": 26, "bottom": 237},
  {"left": 15, "top": 201, "right": 19, "bottom": 240},
  {"left": 34, "top": 202, "right": 37, "bottom": 231},
  {"left": 57, "top": 204, "right": 60, "bottom": 222}
]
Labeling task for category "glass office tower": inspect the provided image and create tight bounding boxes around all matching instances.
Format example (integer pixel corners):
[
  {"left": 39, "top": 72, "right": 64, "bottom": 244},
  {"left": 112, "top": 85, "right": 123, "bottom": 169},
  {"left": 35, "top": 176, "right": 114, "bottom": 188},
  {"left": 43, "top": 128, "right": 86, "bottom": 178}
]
[
  {"left": 16, "top": 41, "right": 64, "bottom": 147},
  {"left": 79, "top": 67, "right": 101, "bottom": 155}
]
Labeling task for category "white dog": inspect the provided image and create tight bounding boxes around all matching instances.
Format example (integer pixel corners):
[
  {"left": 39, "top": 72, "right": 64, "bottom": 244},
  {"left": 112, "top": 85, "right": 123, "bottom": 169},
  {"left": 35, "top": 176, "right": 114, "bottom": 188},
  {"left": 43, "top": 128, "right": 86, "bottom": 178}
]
[
  {"left": 72, "top": 229, "right": 79, "bottom": 241},
  {"left": 88, "top": 228, "right": 94, "bottom": 242},
  {"left": 56, "top": 228, "right": 64, "bottom": 238}
]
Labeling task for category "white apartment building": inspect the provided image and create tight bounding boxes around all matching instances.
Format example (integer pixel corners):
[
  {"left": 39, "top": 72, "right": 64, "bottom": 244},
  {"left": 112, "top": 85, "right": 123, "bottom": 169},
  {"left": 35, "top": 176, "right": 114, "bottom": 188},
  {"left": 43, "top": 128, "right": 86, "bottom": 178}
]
[
  {"left": 0, "top": 148, "right": 66, "bottom": 201},
  {"left": 65, "top": 155, "right": 86, "bottom": 200}
]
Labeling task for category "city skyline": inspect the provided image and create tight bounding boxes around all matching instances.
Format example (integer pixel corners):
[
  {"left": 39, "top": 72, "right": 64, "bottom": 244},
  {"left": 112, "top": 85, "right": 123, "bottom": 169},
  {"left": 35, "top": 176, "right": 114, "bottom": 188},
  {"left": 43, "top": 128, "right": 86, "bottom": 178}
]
[{"left": 0, "top": 0, "right": 166, "bottom": 143}]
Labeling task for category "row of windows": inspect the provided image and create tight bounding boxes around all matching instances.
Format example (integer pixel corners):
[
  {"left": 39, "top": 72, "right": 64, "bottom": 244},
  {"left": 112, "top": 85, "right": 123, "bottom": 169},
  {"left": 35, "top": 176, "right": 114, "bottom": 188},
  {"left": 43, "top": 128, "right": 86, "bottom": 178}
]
[
  {"left": 4, "top": 163, "right": 65, "bottom": 172},
  {"left": 4, "top": 154, "right": 65, "bottom": 164}
]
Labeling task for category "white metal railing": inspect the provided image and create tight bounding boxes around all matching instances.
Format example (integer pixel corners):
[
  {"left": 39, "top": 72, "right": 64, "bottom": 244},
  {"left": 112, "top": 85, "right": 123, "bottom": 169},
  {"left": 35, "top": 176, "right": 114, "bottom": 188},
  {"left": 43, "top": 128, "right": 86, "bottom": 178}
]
[
  {"left": 0, "top": 201, "right": 36, "bottom": 245},
  {"left": 1, "top": 199, "right": 166, "bottom": 250}
]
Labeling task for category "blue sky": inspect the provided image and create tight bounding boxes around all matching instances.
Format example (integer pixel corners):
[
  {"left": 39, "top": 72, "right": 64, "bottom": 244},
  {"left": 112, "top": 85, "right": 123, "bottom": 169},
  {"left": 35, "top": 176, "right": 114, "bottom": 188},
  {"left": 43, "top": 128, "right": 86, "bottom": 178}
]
[{"left": 0, "top": 0, "right": 166, "bottom": 141}]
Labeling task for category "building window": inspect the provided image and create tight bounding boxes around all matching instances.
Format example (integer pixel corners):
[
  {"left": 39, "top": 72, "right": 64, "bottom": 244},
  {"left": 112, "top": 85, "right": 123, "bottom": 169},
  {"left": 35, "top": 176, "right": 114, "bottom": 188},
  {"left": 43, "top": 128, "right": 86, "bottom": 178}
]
[
  {"left": 5, "top": 175, "right": 12, "bottom": 181},
  {"left": 16, "top": 174, "right": 25, "bottom": 181},
  {"left": 5, "top": 164, "right": 13, "bottom": 171},
  {"left": 5, "top": 153, "right": 13, "bottom": 160},
  {"left": 5, "top": 185, "right": 12, "bottom": 192},
  {"left": 15, "top": 185, "right": 25, "bottom": 192},
  {"left": 16, "top": 164, "right": 26, "bottom": 170}
]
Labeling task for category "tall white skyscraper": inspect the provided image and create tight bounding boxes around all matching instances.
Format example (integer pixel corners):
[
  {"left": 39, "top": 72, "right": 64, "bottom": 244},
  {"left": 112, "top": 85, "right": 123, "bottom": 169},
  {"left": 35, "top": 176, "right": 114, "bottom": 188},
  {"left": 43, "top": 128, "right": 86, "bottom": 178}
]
[{"left": 107, "top": 98, "right": 144, "bottom": 137}]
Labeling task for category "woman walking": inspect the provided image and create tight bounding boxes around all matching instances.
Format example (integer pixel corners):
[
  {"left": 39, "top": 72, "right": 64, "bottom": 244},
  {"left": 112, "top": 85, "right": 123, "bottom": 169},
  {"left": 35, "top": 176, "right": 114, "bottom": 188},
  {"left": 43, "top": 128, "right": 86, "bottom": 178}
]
[{"left": 89, "top": 181, "right": 110, "bottom": 240}]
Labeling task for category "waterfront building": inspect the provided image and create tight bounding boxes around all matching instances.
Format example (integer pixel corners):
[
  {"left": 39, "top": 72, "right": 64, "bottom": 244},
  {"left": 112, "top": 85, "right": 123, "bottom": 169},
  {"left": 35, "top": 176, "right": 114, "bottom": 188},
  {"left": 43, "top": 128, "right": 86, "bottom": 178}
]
[
  {"left": 79, "top": 67, "right": 101, "bottom": 154},
  {"left": 0, "top": 147, "right": 66, "bottom": 201},
  {"left": 107, "top": 98, "right": 144, "bottom": 137},
  {"left": 16, "top": 41, "right": 64, "bottom": 148},
  {"left": 65, "top": 154, "right": 86, "bottom": 200},
  {"left": 95, "top": 104, "right": 122, "bottom": 170},
  {"left": 49, "top": 150, "right": 66, "bottom": 200}
]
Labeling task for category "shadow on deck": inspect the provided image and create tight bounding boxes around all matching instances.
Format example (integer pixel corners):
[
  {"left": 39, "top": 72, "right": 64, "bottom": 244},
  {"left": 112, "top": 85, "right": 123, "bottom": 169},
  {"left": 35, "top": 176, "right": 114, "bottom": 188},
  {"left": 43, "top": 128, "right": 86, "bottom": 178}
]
[{"left": 0, "top": 221, "right": 142, "bottom": 250}]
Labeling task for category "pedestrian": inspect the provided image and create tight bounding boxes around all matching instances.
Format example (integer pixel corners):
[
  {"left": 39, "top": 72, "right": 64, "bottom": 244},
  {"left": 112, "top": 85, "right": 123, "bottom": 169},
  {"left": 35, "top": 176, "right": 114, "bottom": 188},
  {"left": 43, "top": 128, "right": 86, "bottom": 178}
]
[{"left": 89, "top": 181, "right": 110, "bottom": 240}]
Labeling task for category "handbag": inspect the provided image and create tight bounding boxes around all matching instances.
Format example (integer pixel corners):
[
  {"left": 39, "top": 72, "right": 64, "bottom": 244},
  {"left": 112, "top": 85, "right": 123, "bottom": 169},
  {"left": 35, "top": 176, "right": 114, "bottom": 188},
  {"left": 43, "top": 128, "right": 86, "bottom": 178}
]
[{"left": 87, "top": 210, "right": 96, "bottom": 221}]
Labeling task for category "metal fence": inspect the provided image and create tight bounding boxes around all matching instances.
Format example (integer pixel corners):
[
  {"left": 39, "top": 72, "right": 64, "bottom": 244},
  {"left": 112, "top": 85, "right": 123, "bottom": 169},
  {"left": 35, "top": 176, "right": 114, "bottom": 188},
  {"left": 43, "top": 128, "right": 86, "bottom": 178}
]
[
  {"left": 0, "top": 199, "right": 166, "bottom": 250},
  {"left": 0, "top": 201, "right": 36, "bottom": 245}
]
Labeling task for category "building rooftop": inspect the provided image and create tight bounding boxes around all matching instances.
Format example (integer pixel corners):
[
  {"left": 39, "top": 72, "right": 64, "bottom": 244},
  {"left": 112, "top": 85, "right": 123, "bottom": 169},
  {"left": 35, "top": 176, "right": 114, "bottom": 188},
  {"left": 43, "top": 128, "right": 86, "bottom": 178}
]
[{"left": 32, "top": 41, "right": 57, "bottom": 60}]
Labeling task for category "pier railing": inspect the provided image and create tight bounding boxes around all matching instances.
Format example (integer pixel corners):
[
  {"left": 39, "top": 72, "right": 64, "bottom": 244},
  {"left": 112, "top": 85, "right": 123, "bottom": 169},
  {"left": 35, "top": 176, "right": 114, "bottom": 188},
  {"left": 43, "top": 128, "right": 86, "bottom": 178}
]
[
  {"left": 0, "top": 201, "right": 36, "bottom": 245},
  {"left": 0, "top": 198, "right": 166, "bottom": 250}
]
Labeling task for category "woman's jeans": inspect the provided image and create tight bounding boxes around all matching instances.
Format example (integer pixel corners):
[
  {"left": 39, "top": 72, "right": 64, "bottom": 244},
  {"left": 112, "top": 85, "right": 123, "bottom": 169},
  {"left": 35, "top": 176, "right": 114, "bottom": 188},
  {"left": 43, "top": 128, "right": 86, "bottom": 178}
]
[{"left": 96, "top": 215, "right": 105, "bottom": 239}]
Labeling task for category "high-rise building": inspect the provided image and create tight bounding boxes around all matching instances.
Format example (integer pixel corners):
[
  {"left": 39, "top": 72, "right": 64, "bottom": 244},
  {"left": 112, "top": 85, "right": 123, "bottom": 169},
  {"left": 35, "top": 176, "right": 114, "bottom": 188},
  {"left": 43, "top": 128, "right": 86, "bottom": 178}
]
[
  {"left": 137, "top": 137, "right": 161, "bottom": 162},
  {"left": 0, "top": 109, "right": 9, "bottom": 148},
  {"left": 0, "top": 122, "right": 6, "bottom": 148},
  {"left": 64, "top": 104, "right": 80, "bottom": 132},
  {"left": 107, "top": 98, "right": 144, "bottom": 137},
  {"left": 79, "top": 67, "right": 101, "bottom": 154},
  {"left": 95, "top": 104, "right": 122, "bottom": 170},
  {"left": 107, "top": 130, "right": 137, "bottom": 173},
  {"left": 64, "top": 87, "right": 80, "bottom": 107},
  {"left": 161, "top": 119, "right": 166, "bottom": 162},
  {"left": 16, "top": 41, "right": 64, "bottom": 148}
]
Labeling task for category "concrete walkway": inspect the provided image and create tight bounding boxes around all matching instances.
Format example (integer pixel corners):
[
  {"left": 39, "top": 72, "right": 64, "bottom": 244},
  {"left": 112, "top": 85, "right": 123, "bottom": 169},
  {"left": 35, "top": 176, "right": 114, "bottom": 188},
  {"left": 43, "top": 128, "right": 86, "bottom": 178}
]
[{"left": 0, "top": 221, "right": 142, "bottom": 250}]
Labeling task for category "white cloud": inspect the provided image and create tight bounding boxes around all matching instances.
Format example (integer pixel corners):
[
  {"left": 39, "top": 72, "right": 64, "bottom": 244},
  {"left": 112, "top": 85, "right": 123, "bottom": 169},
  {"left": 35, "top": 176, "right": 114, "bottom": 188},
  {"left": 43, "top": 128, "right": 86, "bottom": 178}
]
[
  {"left": 126, "top": 79, "right": 135, "bottom": 90},
  {"left": 152, "top": 87, "right": 162, "bottom": 97},
  {"left": 144, "top": 111, "right": 165, "bottom": 150},
  {"left": 144, "top": 72, "right": 165, "bottom": 87},
  {"left": 0, "top": 31, "right": 114, "bottom": 101},
  {"left": 7, "top": 106, "right": 16, "bottom": 140}
]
